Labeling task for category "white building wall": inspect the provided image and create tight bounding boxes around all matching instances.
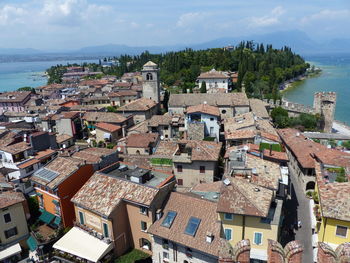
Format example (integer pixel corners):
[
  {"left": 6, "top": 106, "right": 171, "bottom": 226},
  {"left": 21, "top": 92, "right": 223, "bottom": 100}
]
[
  {"left": 152, "top": 236, "right": 217, "bottom": 263},
  {"left": 199, "top": 78, "right": 228, "bottom": 93}
]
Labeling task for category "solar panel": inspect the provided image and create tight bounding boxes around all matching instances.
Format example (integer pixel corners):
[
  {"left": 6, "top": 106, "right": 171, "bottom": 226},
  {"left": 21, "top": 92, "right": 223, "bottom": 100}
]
[
  {"left": 34, "top": 168, "right": 59, "bottom": 182},
  {"left": 161, "top": 211, "right": 177, "bottom": 228},
  {"left": 184, "top": 217, "right": 201, "bottom": 236}
]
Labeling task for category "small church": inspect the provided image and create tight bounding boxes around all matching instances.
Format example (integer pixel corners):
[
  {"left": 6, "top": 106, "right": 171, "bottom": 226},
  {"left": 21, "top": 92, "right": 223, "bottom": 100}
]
[{"left": 142, "top": 61, "right": 160, "bottom": 103}]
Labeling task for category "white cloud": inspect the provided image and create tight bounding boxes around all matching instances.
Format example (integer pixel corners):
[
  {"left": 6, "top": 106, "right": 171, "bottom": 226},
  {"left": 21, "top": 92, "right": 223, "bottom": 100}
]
[
  {"left": 301, "top": 9, "right": 350, "bottom": 24},
  {"left": 0, "top": 5, "right": 26, "bottom": 25},
  {"left": 248, "top": 6, "right": 285, "bottom": 28},
  {"left": 176, "top": 12, "right": 202, "bottom": 27}
]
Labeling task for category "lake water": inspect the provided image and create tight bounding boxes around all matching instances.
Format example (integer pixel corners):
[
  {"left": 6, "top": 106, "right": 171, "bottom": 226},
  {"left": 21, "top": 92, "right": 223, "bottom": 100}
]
[
  {"left": 0, "top": 59, "right": 97, "bottom": 92},
  {"left": 283, "top": 54, "right": 350, "bottom": 125}
]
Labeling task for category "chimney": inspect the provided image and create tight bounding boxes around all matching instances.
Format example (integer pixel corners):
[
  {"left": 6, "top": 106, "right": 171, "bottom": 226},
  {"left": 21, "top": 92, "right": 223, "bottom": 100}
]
[
  {"left": 156, "top": 209, "right": 163, "bottom": 220},
  {"left": 206, "top": 232, "right": 214, "bottom": 243}
]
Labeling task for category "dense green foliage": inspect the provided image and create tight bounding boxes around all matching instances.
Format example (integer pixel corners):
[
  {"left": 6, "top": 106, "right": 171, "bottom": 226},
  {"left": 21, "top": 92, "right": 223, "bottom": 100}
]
[
  {"left": 200, "top": 81, "right": 207, "bottom": 93},
  {"left": 46, "top": 65, "right": 68, "bottom": 84},
  {"left": 271, "top": 107, "right": 319, "bottom": 130},
  {"left": 114, "top": 249, "right": 150, "bottom": 263},
  {"left": 259, "top": 143, "right": 282, "bottom": 152},
  {"left": 150, "top": 158, "right": 173, "bottom": 165},
  {"left": 327, "top": 167, "right": 348, "bottom": 183},
  {"left": 17, "top": 86, "right": 35, "bottom": 92},
  {"left": 46, "top": 42, "right": 308, "bottom": 98},
  {"left": 341, "top": 140, "right": 350, "bottom": 150}
]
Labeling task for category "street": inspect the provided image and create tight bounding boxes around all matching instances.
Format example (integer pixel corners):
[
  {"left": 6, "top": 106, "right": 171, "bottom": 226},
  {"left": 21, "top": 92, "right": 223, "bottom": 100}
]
[{"left": 281, "top": 169, "right": 313, "bottom": 263}]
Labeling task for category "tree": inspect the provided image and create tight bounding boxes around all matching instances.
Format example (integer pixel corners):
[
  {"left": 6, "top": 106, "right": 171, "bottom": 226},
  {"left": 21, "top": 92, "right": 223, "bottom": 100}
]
[
  {"left": 106, "top": 106, "right": 117, "bottom": 112},
  {"left": 17, "top": 86, "right": 35, "bottom": 92},
  {"left": 200, "top": 81, "right": 207, "bottom": 93},
  {"left": 342, "top": 140, "right": 350, "bottom": 150}
]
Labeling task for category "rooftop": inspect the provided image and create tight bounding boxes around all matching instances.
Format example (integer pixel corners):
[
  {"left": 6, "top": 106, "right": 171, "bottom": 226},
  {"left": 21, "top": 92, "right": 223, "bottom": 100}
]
[
  {"left": 169, "top": 93, "right": 249, "bottom": 107},
  {"left": 117, "top": 98, "right": 157, "bottom": 112},
  {"left": 147, "top": 113, "right": 184, "bottom": 127},
  {"left": 83, "top": 112, "right": 128, "bottom": 124},
  {"left": 95, "top": 122, "right": 121, "bottom": 133},
  {"left": 249, "top": 99, "right": 270, "bottom": 119},
  {"left": 148, "top": 192, "right": 223, "bottom": 257},
  {"left": 0, "top": 141, "right": 32, "bottom": 155},
  {"left": 56, "top": 134, "right": 73, "bottom": 144},
  {"left": 315, "top": 162, "right": 350, "bottom": 222},
  {"left": 0, "top": 91, "right": 31, "bottom": 103},
  {"left": 0, "top": 191, "right": 26, "bottom": 209},
  {"left": 217, "top": 177, "right": 273, "bottom": 217},
  {"left": 109, "top": 90, "right": 137, "bottom": 97},
  {"left": 186, "top": 104, "right": 220, "bottom": 117},
  {"left": 32, "top": 157, "right": 84, "bottom": 189},
  {"left": 224, "top": 112, "right": 255, "bottom": 132},
  {"left": 197, "top": 69, "right": 229, "bottom": 79},
  {"left": 71, "top": 171, "right": 162, "bottom": 217},
  {"left": 72, "top": 147, "right": 116, "bottom": 164},
  {"left": 126, "top": 133, "right": 158, "bottom": 148}
]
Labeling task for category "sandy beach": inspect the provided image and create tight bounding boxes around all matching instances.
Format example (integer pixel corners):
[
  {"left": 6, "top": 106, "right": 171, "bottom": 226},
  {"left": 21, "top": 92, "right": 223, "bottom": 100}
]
[{"left": 332, "top": 121, "right": 350, "bottom": 136}]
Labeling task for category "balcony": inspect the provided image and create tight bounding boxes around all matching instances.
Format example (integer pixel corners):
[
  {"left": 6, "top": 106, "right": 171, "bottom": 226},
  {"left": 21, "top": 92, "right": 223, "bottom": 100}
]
[{"left": 73, "top": 221, "right": 112, "bottom": 245}]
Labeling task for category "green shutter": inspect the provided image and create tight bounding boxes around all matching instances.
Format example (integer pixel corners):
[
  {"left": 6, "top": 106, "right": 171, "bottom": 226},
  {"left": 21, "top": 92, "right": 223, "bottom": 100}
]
[
  {"left": 103, "top": 223, "right": 109, "bottom": 237},
  {"left": 79, "top": 211, "right": 84, "bottom": 224}
]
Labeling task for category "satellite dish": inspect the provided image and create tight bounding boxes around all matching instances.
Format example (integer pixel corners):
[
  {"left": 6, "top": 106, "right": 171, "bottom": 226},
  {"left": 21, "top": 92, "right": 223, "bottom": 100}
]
[
  {"left": 160, "top": 136, "right": 164, "bottom": 140},
  {"left": 63, "top": 144, "right": 66, "bottom": 149},
  {"left": 243, "top": 145, "right": 249, "bottom": 151},
  {"left": 117, "top": 147, "right": 121, "bottom": 152}
]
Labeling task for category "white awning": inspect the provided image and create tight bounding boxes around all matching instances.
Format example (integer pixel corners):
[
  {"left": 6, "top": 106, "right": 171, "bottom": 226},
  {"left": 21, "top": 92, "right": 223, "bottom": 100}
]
[
  {"left": 313, "top": 247, "right": 318, "bottom": 263},
  {"left": 53, "top": 227, "right": 113, "bottom": 262},
  {"left": 90, "top": 130, "right": 96, "bottom": 135},
  {"left": 250, "top": 248, "right": 267, "bottom": 261},
  {"left": 0, "top": 243, "right": 21, "bottom": 261}
]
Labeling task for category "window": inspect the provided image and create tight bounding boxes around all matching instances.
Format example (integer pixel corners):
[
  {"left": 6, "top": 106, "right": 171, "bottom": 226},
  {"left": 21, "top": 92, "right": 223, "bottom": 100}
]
[
  {"left": 254, "top": 232, "right": 263, "bottom": 245},
  {"left": 140, "top": 238, "right": 151, "bottom": 250},
  {"left": 177, "top": 179, "right": 183, "bottom": 186},
  {"left": 164, "top": 126, "right": 168, "bottom": 130},
  {"left": 210, "top": 118, "right": 214, "bottom": 121},
  {"left": 79, "top": 211, "right": 84, "bottom": 225},
  {"left": 224, "top": 228, "right": 232, "bottom": 240},
  {"left": 140, "top": 206, "right": 148, "bottom": 215},
  {"left": 336, "top": 226, "right": 348, "bottom": 237},
  {"left": 4, "top": 227, "right": 18, "bottom": 239},
  {"left": 184, "top": 217, "right": 201, "bottom": 236},
  {"left": 4, "top": 213, "right": 11, "bottom": 223},
  {"left": 162, "top": 239, "right": 169, "bottom": 249},
  {"left": 224, "top": 213, "right": 233, "bottom": 221},
  {"left": 146, "top": 73, "right": 153, "bottom": 81},
  {"left": 141, "top": 221, "right": 147, "bottom": 231},
  {"left": 200, "top": 166, "right": 205, "bottom": 174},
  {"left": 163, "top": 251, "right": 169, "bottom": 260},
  {"left": 221, "top": 110, "right": 226, "bottom": 114},
  {"left": 25, "top": 165, "right": 34, "bottom": 173},
  {"left": 161, "top": 211, "right": 177, "bottom": 228},
  {"left": 103, "top": 222, "right": 109, "bottom": 237},
  {"left": 177, "top": 165, "right": 183, "bottom": 173}
]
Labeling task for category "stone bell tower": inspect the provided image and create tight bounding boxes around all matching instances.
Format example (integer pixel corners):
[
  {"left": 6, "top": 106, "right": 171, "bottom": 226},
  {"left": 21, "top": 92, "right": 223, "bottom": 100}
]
[
  {"left": 142, "top": 61, "right": 160, "bottom": 103},
  {"left": 313, "top": 92, "right": 337, "bottom": 133}
]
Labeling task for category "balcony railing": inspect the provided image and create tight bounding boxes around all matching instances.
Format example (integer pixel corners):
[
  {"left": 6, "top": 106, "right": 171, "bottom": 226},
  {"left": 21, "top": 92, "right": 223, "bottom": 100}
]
[{"left": 73, "top": 221, "right": 112, "bottom": 244}]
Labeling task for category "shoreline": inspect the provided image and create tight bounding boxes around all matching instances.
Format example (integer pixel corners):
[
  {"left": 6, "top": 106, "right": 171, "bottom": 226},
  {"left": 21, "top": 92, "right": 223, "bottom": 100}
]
[{"left": 280, "top": 70, "right": 322, "bottom": 94}]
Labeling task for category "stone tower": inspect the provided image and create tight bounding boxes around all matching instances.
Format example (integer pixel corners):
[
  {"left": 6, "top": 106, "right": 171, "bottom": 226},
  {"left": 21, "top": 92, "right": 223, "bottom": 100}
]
[
  {"left": 142, "top": 61, "right": 160, "bottom": 103},
  {"left": 313, "top": 92, "right": 337, "bottom": 133}
]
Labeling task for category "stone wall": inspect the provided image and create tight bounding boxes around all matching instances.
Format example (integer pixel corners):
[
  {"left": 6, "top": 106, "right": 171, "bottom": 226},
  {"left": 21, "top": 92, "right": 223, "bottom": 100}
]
[
  {"left": 314, "top": 92, "right": 337, "bottom": 133},
  {"left": 187, "top": 122, "right": 205, "bottom": 140}
]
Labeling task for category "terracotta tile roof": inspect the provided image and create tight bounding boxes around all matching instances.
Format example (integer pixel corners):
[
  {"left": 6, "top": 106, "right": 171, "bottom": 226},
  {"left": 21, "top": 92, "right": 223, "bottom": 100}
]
[
  {"left": 169, "top": 93, "right": 249, "bottom": 107},
  {"left": 217, "top": 177, "right": 273, "bottom": 217},
  {"left": 197, "top": 69, "right": 229, "bottom": 79},
  {"left": 71, "top": 172, "right": 160, "bottom": 216},
  {"left": 314, "top": 149, "right": 350, "bottom": 169},
  {"left": 83, "top": 112, "right": 128, "bottom": 124},
  {"left": 0, "top": 91, "right": 31, "bottom": 103},
  {"left": 109, "top": 90, "right": 137, "bottom": 97},
  {"left": 79, "top": 79, "right": 109, "bottom": 86},
  {"left": 148, "top": 192, "right": 222, "bottom": 257},
  {"left": 259, "top": 131, "right": 280, "bottom": 142},
  {"left": 224, "top": 112, "right": 255, "bottom": 131},
  {"left": 0, "top": 191, "right": 26, "bottom": 209},
  {"left": 95, "top": 122, "right": 121, "bottom": 133},
  {"left": 186, "top": 104, "right": 220, "bottom": 117},
  {"left": 0, "top": 130, "right": 19, "bottom": 147},
  {"left": 35, "top": 149, "right": 57, "bottom": 160},
  {"left": 177, "top": 140, "right": 222, "bottom": 162},
  {"left": 225, "top": 129, "right": 256, "bottom": 140},
  {"left": 72, "top": 147, "right": 116, "bottom": 164},
  {"left": 315, "top": 162, "right": 350, "bottom": 221},
  {"left": 249, "top": 99, "right": 270, "bottom": 119},
  {"left": 0, "top": 141, "right": 32, "bottom": 155},
  {"left": 127, "top": 120, "right": 149, "bottom": 134},
  {"left": 56, "top": 134, "right": 73, "bottom": 144},
  {"left": 117, "top": 98, "right": 157, "bottom": 112},
  {"left": 126, "top": 133, "right": 158, "bottom": 148},
  {"left": 278, "top": 128, "right": 327, "bottom": 169},
  {"left": 191, "top": 181, "right": 222, "bottom": 193},
  {"left": 17, "top": 158, "right": 40, "bottom": 169},
  {"left": 114, "top": 82, "right": 133, "bottom": 88},
  {"left": 50, "top": 111, "right": 80, "bottom": 120},
  {"left": 153, "top": 141, "right": 179, "bottom": 158},
  {"left": 32, "top": 157, "right": 84, "bottom": 189},
  {"left": 147, "top": 114, "right": 172, "bottom": 127}
]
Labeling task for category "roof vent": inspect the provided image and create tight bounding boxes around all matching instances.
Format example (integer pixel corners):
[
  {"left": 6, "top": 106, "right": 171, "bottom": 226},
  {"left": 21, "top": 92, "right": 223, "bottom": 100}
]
[
  {"left": 203, "top": 101, "right": 207, "bottom": 104},
  {"left": 206, "top": 232, "right": 214, "bottom": 243},
  {"left": 254, "top": 187, "right": 260, "bottom": 192},
  {"left": 296, "top": 132, "right": 300, "bottom": 137},
  {"left": 223, "top": 178, "right": 231, "bottom": 186},
  {"left": 213, "top": 195, "right": 218, "bottom": 199}
]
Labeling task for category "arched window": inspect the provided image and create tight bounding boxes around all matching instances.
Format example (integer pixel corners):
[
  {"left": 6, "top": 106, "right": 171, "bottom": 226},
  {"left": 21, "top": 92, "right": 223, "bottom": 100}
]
[{"left": 146, "top": 73, "right": 153, "bottom": 80}]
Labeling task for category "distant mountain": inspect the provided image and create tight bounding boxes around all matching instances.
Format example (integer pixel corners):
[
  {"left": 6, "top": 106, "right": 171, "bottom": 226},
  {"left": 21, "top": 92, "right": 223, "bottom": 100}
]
[
  {"left": 1, "top": 30, "right": 349, "bottom": 59},
  {"left": 0, "top": 48, "right": 43, "bottom": 55}
]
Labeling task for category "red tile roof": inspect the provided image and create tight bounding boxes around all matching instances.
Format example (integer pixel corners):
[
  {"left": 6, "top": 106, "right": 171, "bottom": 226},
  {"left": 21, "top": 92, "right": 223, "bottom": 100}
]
[
  {"left": 126, "top": 133, "right": 158, "bottom": 148},
  {"left": 187, "top": 104, "right": 220, "bottom": 117},
  {"left": 95, "top": 122, "right": 121, "bottom": 133}
]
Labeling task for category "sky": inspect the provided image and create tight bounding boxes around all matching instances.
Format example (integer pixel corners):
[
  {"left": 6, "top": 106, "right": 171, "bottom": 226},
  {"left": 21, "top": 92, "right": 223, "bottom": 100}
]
[{"left": 0, "top": 0, "right": 349, "bottom": 50}]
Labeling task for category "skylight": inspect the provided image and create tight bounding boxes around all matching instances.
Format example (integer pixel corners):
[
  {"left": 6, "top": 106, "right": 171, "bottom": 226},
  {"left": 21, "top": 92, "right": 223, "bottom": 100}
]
[
  {"left": 184, "top": 217, "right": 201, "bottom": 236},
  {"left": 161, "top": 211, "right": 177, "bottom": 228}
]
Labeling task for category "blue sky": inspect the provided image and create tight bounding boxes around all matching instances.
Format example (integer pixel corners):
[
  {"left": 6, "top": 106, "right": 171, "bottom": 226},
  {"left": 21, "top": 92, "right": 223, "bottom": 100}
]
[{"left": 0, "top": 0, "right": 349, "bottom": 50}]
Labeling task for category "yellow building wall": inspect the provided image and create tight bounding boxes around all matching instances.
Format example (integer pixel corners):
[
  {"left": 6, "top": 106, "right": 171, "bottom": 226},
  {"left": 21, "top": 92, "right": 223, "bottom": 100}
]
[
  {"left": 219, "top": 213, "right": 279, "bottom": 250},
  {"left": 318, "top": 217, "right": 350, "bottom": 246},
  {"left": 74, "top": 206, "right": 113, "bottom": 239}
]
